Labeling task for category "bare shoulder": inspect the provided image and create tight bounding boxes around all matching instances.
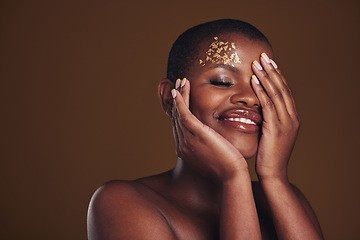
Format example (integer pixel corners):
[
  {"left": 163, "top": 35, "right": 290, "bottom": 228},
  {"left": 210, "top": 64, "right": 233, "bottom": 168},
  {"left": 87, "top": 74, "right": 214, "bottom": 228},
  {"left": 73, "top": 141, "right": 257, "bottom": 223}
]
[
  {"left": 88, "top": 180, "right": 145, "bottom": 215},
  {"left": 87, "top": 180, "right": 176, "bottom": 240},
  {"left": 89, "top": 180, "right": 143, "bottom": 206}
]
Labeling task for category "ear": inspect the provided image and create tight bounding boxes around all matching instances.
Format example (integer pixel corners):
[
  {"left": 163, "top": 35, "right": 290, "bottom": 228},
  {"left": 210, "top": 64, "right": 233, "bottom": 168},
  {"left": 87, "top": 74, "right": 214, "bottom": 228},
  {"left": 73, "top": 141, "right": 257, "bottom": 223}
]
[{"left": 158, "top": 78, "right": 175, "bottom": 117}]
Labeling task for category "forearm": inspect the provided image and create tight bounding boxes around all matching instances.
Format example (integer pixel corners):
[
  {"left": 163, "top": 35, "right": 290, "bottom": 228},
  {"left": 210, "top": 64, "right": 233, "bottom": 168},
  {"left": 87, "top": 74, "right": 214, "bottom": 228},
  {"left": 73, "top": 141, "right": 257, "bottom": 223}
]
[
  {"left": 260, "top": 178, "right": 323, "bottom": 239},
  {"left": 220, "top": 171, "right": 261, "bottom": 240}
]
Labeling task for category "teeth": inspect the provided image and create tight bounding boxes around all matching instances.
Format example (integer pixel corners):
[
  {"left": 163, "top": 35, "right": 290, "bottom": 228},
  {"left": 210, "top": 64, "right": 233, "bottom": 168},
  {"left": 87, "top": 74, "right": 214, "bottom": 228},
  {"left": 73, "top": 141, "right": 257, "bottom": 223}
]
[{"left": 223, "top": 118, "right": 257, "bottom": 125}]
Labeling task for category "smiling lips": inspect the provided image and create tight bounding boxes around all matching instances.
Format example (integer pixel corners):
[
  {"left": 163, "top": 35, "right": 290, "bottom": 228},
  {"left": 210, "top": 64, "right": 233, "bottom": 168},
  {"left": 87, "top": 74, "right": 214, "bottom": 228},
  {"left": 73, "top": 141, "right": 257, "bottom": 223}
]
[
  {"left": 218, "top": 109, "right": 262, "bottom": 133},
  {"left": 221, "top": 117, "right": 257, "bottom": 125}
]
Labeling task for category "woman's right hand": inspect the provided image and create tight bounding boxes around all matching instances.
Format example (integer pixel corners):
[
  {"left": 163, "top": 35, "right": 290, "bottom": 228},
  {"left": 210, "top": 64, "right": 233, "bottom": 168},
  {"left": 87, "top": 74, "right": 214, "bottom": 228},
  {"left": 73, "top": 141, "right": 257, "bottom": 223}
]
[{"left": 171, "top": 78, "right": 249, "bottom": 182}]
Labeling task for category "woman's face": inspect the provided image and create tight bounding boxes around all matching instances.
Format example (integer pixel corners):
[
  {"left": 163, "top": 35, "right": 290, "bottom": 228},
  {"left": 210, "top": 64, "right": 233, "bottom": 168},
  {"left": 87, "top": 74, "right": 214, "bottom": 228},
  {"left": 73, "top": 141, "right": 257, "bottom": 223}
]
[{"left": 187, "top": 34, "right": 273, "bottom": 158}]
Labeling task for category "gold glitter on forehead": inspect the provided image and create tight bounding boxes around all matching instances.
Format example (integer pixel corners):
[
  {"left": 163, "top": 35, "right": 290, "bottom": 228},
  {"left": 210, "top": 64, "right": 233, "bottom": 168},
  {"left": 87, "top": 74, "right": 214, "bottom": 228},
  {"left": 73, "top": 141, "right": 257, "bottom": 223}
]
[{"left": 199, "top": 36, "right": 241, "bottom": 67}]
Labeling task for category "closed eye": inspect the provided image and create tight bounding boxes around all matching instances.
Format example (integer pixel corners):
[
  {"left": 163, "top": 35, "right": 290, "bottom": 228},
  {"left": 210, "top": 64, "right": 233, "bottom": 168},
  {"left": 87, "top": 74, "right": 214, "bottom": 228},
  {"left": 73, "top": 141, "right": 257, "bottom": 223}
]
[{"left": 210, "top": 79, "right": 233, "bottom": 87}]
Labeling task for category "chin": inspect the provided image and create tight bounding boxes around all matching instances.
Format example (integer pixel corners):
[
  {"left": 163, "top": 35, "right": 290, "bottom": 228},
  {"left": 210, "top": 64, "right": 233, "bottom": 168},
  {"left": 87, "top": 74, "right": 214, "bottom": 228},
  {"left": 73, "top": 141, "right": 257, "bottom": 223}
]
[
  {"left": 240, "top": 149, "right": 257, "bottom": 160},
  {"left": 228, "top": 136, "right": 259, "bottom": 159},
  {"left": 234, "top": 145, "right": 257, "bottom": 159}
]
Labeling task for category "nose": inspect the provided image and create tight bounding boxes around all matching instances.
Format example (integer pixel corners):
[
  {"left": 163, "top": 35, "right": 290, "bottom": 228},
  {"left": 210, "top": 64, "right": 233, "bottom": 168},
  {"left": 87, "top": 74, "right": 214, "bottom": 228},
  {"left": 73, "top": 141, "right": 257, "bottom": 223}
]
[{"left": 229, "top": 81, "right": 260, "bottom": 108}]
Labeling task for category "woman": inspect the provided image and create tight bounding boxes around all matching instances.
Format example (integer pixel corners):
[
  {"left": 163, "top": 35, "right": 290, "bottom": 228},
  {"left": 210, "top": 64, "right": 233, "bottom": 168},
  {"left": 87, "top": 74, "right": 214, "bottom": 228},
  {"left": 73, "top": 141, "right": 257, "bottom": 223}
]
[{"left": 87, "top": 19, "right": 323, "bottom": 239}]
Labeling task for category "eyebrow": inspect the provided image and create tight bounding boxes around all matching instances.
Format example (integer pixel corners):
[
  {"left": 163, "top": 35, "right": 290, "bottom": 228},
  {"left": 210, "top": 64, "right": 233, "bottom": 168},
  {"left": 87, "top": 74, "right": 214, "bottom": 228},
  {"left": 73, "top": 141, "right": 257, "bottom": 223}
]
[{"left": 204, "top": 64, "right": 240, "bottom": 74}]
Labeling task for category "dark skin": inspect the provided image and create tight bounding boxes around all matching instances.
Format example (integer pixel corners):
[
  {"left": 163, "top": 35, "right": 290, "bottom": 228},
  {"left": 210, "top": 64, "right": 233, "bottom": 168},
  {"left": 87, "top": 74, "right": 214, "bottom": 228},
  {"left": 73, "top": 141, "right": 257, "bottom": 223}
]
[{"left": 87, "top": 34, "right": 323, "bottom": 239}]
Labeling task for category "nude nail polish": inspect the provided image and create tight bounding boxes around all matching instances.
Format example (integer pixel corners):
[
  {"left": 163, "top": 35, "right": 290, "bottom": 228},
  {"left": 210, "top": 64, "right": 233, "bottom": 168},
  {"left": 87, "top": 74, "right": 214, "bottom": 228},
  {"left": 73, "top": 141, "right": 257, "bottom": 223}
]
[
  {"left": 270, "top": 59, "right": 278, "bottom": 69},
  {"left": 253, "top": 60, "right": 263, "bottom": 70},
  {"left": 261, "top": 53, "right": 271, "bottom": 63},
  {"left": 171, "top": 89, "right": 177, "bottom": 98},
  {"left": 252, "top": 75, "right": 260, "bottom": 84},
  {"left": 175, "top": 79, "right": 181, "bottom": 89},
  {"left": 181, "top": 78, "right": 187, "bottom": 88}
]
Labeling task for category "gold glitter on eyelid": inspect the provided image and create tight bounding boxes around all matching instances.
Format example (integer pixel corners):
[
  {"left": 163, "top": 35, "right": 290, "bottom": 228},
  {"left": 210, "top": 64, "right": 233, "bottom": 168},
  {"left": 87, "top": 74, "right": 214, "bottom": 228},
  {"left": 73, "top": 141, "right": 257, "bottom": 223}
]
[{"left": 199, "top": 37, "right": 241, "bottom": 67}]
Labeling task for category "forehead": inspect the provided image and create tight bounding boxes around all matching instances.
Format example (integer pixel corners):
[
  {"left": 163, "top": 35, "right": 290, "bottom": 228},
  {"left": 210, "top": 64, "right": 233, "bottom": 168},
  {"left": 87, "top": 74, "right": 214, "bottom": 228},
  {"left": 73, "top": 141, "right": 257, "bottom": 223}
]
[
  {"left": 185, "top": 34, "right": 272, "bottom": 79},
  {"left": 199, "top": 36, "right": 241, "bottom": 67},
  {"left": 197, "top": 33, "right": 273, "bottom": 64}
]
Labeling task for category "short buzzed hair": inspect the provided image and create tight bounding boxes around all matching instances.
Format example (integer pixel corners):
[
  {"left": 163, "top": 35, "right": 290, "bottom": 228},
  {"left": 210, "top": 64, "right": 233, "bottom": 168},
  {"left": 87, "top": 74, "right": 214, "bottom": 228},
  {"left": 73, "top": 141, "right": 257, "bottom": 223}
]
[{"left": 166, "top": 19, "right": 271, "bottom": 82}]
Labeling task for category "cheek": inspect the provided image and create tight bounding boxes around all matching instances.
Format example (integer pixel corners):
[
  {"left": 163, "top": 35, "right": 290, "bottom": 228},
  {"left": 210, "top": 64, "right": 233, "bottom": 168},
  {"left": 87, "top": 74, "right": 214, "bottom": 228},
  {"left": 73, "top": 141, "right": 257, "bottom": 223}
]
[{"left": 190, "top": 90, "right": 229, "bottom": 119}]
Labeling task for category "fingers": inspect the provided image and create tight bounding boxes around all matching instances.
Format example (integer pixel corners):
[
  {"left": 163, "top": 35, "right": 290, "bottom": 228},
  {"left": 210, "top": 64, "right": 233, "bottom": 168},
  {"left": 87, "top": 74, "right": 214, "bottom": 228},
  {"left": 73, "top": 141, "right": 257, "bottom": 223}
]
[
  {"left": 252, "top": 53, "right": 298, "bottom": 122},
  {"left": 171, "top": 99, "right": 181, "bottom": 150},
  {"left": 176, "top": 78, "right": 190, "bottom": 107},
  {"left": 172, "top": 79, "right": 202, "bottom": 134},
  {"left": 251, "top": 75, "right": 278, "bottom": 123},
  {"left": 172, "top": 78, "right": 205, "bottom": 157}
]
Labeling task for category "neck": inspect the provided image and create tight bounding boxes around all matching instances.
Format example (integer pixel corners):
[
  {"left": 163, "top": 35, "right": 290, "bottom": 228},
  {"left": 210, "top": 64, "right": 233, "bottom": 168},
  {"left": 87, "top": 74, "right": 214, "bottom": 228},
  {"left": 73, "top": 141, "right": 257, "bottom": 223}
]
[{"left": 168, "top": 158, "right": 222, "bottom": 214}]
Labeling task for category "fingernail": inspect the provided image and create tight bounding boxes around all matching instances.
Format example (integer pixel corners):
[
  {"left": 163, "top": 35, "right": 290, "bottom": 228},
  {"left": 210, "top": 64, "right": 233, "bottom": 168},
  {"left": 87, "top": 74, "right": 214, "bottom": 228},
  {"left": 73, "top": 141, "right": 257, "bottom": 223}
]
[
  {"left": 171, "top": 89, "right": 177, "bottom": 98},
  {"left": 253, "top": 60, "right": 263, "bottom": 70},
  {"left": 270, "top": 59, "right": 278, "bottom": 69},
  {"left": 252, "top": 75, "right": 260, "bottom": 85},
  {"left": 181, "top": 78, "right": 187, "bottom": 88},
  {"left": 175, "top": 79, "right": 181, "bottom": 89},
  {"left": 261, "top": 52, "right": 271, "bottom": 63}
]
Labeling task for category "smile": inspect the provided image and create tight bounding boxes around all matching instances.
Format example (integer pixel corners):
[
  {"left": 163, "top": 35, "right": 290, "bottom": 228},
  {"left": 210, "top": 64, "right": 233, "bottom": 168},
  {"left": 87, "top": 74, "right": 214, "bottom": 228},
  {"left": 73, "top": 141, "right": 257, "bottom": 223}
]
[
  {"left": 216, "top": 108, "right": 262, "bottom": 133},
  {"left": 220, "top": 117, "right": 257, "bottom": 125}
]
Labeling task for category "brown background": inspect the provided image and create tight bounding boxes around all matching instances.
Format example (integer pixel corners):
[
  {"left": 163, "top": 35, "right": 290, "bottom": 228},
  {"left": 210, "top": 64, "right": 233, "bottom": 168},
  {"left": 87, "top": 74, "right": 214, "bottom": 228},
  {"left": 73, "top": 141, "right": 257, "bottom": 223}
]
[{"left": 1, "top": 0, "right": 359, "bottom": 239}]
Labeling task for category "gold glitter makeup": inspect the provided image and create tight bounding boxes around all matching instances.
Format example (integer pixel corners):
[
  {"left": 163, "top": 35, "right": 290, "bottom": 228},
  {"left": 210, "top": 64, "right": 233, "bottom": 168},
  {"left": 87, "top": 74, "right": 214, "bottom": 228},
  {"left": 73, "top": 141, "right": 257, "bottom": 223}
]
[{"left": 199, "top": 36, "right": 241, "bottom": 67}]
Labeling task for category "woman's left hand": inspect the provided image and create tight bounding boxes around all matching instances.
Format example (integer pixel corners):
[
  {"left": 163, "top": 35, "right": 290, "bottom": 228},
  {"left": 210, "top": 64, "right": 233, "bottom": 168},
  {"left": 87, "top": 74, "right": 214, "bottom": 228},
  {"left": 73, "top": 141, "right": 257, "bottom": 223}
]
[{"left": 251, "top": 53, "right": 300, "bottom": 181}]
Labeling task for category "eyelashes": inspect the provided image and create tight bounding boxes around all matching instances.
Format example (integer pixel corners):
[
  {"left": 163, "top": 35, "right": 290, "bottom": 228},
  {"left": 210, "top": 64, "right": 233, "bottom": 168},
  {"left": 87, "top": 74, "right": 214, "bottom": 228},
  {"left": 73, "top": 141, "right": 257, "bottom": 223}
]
[{"left": 210, "top": 78, "right": 233, "bottom": 87}]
